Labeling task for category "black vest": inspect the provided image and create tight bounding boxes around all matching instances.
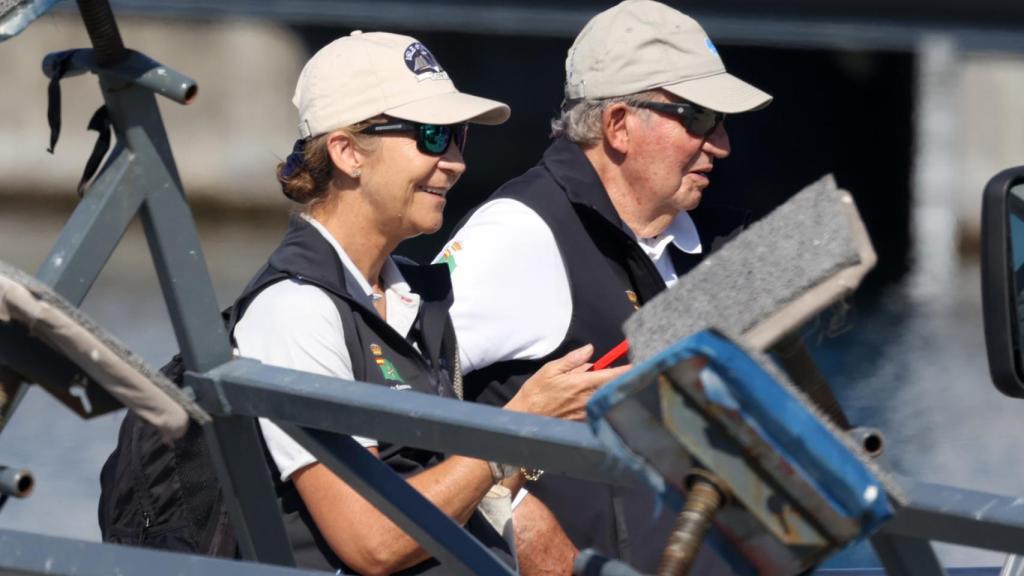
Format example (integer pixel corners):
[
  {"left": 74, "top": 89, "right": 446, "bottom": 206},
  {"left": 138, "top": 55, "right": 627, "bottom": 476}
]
[
  {"left": 458, "top": 138, "right": 746, "bottom": 572},
  {"left": 232, "top": 217, "right": 512, "bottom": 573}
]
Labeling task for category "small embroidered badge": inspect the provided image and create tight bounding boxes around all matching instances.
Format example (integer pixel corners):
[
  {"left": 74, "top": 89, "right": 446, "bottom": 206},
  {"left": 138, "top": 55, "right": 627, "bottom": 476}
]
[
  {"left": 439, "top": 241, "right": 463, "bottom": 273},
  {"left": 625, "top": 290, "right": 640, "bottom": 310},
  {"left": 375, "top": 357, "right": 405, "bottom": 383}
]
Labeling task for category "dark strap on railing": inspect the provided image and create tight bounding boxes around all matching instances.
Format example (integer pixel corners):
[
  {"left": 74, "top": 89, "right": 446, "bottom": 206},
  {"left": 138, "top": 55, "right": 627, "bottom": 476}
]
[
  {"left": 45, "top": 49, "right": 77, "bottom": 154},
  {"left": 78, "top": 105, "right": 112, "bottom": 196}
]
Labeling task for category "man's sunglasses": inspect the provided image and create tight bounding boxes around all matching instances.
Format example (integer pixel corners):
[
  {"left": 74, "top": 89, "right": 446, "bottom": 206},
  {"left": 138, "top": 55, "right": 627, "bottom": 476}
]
[
  {"left": 631, "top": 100, "right": 726, "bottom": 138},
  {"left": 360, "top": 120, "right": 469, "bottom": 156}
]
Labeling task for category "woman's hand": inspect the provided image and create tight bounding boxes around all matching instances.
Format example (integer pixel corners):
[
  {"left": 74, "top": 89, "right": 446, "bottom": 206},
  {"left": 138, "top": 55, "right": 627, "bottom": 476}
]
[{"left": 504, "top": 344, "right": 631, "bottom": 421}]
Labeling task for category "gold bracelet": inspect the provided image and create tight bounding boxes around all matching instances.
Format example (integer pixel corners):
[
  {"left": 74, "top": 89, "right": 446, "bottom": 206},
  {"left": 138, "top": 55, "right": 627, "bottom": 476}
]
[{"left": 520, "top": 467, "right": 544, "bottom": 482}]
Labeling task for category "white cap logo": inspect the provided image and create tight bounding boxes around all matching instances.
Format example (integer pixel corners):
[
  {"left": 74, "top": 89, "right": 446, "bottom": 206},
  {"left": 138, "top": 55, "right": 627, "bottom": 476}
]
[{"left": 403, "top": 42, "right": 449, "bottom": 82}]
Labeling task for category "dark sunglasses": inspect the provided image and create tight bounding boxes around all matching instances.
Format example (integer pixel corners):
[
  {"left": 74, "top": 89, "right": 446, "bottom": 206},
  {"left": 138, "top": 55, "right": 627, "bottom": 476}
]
[
  {"left": 631, "top": 100, "right": 726, "bottom": 138},
  {"left": 360, "top": 120, "right": 469, "bottom": 156}
]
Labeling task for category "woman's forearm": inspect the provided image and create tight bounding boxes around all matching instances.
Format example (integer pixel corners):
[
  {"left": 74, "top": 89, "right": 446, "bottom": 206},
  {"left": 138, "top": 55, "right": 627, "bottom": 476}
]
[{"left": 293, "top": 452, "right": 495, "bottom": 575}]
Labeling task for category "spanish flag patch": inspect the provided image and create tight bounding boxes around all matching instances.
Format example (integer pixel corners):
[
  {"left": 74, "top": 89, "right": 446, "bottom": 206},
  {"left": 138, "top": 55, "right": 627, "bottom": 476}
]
[{"left": 439, "top": 241, "right": 463, "bottom": 273}]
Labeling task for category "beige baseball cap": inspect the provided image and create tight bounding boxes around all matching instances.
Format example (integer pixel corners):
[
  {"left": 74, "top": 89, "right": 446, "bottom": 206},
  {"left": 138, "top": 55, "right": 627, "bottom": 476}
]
[
  {"left": 565, "top": 0, "right": 771, "bottom": 114},
  {"left": 294, "top": 31, "right": 510, "bottom": 139}
]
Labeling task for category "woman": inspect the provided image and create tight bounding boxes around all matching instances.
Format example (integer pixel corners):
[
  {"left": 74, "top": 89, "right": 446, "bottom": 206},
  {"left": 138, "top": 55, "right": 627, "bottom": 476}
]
[{"left": 231, "top": 32, "right": 626, "bottom": 574}]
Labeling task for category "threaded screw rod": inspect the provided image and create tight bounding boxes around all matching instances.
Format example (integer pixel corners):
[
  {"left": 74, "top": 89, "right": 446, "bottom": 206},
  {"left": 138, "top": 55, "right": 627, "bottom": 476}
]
[
  {"left": 656, "top": 477, "right": 724, "bottom": 576},
  {"left": 75, "top": 0, "right": 127, "bottom": 66}
]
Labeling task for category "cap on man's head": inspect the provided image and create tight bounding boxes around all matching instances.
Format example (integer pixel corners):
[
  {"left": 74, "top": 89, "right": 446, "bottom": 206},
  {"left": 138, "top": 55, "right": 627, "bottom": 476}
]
[
  {"left": 293, "top": 31, "right": 510, "bottom": 139},
  {"left": 564, "top": 0, "right": 771, "bottom": 114}
]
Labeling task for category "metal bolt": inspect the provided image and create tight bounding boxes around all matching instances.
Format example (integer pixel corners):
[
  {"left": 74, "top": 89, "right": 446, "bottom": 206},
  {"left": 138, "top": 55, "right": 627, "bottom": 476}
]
[{"left": 656, "top": 476, "right": 725, "bottom": 576}]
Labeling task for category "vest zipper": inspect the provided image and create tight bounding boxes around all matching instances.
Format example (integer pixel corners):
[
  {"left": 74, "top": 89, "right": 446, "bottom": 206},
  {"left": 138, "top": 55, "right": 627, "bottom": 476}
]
[{"left": 140, "top": 510, "right": 151, "bottom": 544}]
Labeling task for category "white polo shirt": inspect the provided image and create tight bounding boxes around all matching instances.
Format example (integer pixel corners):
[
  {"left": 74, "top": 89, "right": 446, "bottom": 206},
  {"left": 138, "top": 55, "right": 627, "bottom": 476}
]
[
  {"left": 234, "top": 215, "right": 422, "bottom": 482},
  {"left": 438, "top": 198, "right": 702, "bottom": 374}
]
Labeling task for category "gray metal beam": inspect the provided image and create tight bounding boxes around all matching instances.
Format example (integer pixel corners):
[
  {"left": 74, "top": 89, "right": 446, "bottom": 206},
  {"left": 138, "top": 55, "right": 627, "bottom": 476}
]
[
  {"left": 35, "top": 147, "right": 142, "bottom": 305},
  {"left": 281, "top": 424, "right": 515, "bottom": 576},
  {"left": 122, "top": 92, "right": 229, "bottom": 374},
  {"left": 202, "top": 417, "right": 296, "bottom": 567},
  {"left": 881, "top": 477, "right": 1024, "bottom": 555},
  {"left": 870, "top": 531, "right": 948, "bottom": 576},
  {"left": 192, "top": 359, "right": 644, "bottom": 487},
  {"left": 0, "top": 528, "right": 321, "bottom": 576}
]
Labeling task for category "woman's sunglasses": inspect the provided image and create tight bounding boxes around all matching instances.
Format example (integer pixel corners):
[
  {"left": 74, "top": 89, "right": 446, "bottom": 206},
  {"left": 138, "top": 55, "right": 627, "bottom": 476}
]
[
  {"left": 360, "top": 120, "right": 469, "bottom": 156},
  {"left": 631, "top": 100, "right": 726, "bottom": 138}
]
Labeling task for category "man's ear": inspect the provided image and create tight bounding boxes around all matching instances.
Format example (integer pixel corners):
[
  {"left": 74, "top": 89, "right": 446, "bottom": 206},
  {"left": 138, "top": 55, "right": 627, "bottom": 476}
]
[
  {"left": 325, "top": 131, "right": 363, "bottom": 179},
  {"left": 602, "top": 102, "right": 631, "bottom": 155}
]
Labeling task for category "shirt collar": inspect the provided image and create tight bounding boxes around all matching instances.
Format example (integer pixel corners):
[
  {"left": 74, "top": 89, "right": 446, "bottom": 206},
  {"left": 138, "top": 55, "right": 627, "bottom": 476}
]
[
  {"left": 635, "top": 210, "right": 704, "bottom": 261},
  {"left": 302, "top": 214, "right": 419, "bottom": 308}
]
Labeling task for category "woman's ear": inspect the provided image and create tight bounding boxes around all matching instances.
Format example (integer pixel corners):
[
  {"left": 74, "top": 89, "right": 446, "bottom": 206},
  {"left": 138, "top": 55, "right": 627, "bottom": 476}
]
[
  {"left": 602, "top": 102, "right": 631, "bottom": 155},
  {"left": 325, "top": 131, "right": 363, "bottom": 179}
]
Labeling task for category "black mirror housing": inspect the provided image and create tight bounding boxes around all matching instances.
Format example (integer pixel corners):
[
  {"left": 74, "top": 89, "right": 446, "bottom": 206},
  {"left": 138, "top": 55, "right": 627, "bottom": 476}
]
[{"left": 982, "top": 165, "right": 1024, "bottom": 398}]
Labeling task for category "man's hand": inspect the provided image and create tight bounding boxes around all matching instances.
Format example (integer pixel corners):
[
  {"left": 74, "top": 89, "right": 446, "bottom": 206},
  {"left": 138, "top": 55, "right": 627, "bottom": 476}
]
[{"left": 514, "top": 494, "right": 577, "bottom": 575}]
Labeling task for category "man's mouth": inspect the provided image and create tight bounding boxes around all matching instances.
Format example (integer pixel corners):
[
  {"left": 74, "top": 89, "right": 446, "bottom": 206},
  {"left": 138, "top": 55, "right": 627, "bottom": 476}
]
[{"left": 689, "top": 170, "right": 711, "bottom": 185}]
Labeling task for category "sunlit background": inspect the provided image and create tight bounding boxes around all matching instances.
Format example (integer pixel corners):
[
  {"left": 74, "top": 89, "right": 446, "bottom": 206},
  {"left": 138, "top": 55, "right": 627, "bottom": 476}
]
[{"left": 2, "top": 0, "right": 1024, "bottom": 570}]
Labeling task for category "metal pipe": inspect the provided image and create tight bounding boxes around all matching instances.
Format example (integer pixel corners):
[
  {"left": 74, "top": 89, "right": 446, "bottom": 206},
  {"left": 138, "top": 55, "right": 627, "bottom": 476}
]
[
  {"left": 656, "top": 476, "right": 725, "bottom": 576},
  {"left": 0, "top": 466, "right": 34, "bottom": 498},
  {"left": 42, "top": 49, "right": 198, "bottom": 105},
  {"left": 849, "top": 426, "right": 886, "bottom": 459}
]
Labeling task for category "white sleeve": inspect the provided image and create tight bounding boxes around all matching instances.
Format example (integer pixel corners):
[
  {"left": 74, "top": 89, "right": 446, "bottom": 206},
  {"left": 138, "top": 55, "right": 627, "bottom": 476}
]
[
  {"left": 437, "top": 199, "right": 572, "bottom": 374},
  {"left": 233, "top": 280, "right": 378, "bottom": 482}
]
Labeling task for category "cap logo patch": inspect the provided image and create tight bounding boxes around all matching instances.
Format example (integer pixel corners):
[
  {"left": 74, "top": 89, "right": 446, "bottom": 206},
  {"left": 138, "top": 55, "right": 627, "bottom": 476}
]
[
  {"left": 404, "top": 42, "right": 449, "bottom": 82},
  {"left": 704, "top": 37, "right": 719, "bottom": 56}
]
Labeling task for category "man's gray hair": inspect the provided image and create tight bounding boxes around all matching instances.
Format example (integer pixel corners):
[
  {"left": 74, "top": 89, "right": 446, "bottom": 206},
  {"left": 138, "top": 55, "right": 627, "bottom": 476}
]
[{"left": 550, "top": 90, "right": 661, "bottom": 145}]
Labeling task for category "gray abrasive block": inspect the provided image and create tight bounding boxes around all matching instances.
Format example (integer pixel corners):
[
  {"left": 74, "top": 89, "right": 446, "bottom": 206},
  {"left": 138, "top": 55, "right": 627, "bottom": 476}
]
[{"left": 625, "top": 174, "right": 876, "bottom": 363}]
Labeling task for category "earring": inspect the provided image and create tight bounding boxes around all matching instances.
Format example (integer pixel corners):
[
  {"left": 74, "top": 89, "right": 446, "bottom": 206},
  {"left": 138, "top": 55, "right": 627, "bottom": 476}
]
[{"left": 351, "top": 169, "right": 362, "bottom": 178}]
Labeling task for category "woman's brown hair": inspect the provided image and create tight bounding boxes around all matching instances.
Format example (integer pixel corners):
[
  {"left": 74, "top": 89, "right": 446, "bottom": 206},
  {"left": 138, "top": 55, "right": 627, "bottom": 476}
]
[{"left": 276, "top": 120, "right": 382, "bottom": 207}]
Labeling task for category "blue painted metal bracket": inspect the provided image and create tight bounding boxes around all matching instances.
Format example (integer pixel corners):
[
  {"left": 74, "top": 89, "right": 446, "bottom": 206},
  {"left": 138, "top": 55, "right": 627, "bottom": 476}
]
[{"left": 588, "top": 329, "right": 896, "bottom": 574}]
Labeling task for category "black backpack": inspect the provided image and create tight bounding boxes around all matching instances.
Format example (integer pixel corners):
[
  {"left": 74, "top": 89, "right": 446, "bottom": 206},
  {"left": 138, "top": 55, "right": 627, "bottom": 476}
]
[
  {"left": 97, "top": 289, "right": 367, "bottom": 557},
  {"left": 97, "top": 330, "right": 238, "bottom": 556}
]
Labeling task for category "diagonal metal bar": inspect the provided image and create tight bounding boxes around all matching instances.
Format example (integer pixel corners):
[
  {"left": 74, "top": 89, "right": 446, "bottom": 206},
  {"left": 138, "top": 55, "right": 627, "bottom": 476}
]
[
  {"left": 870, "top": 531, "right": 947, "bottom": 576},
  {"left": 0, "top": 528, "right": 320, "bottom": 576},
  {"left": 194, "top": 359, "right": 644, "bottom": 487},
  {"left": 880, "top": 476, "right": 1024, "bottom": 555},
  {"left": 202, "top": 416, "right": 295, "bottom": 567},
  {"left": 35, "top": 146, "right": 141, "bottom": 305},
  {"left": 280, "top": 424, "right": 515, "bottom": 576}
]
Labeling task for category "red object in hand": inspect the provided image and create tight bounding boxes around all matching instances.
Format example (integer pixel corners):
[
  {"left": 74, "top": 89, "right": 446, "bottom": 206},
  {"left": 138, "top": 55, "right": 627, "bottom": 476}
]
[{"left": 590, "top": 340, "right": 630, "bottom": 371}]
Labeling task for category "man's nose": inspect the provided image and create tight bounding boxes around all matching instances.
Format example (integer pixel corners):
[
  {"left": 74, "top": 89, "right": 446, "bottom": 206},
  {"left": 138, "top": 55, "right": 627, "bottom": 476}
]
[{"left": 704, "top": 122, "right": 731, "bottom": 159}]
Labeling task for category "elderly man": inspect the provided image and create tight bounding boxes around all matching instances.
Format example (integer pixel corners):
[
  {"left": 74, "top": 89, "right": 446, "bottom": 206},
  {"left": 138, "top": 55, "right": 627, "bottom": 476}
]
[{"left": 439, "top": 0, "right": 772, "bottom": 571}]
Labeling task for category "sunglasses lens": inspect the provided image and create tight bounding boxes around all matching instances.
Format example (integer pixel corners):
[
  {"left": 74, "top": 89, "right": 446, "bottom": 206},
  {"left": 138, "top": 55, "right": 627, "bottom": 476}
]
[
  {"left": 690, "top": 110, "right": 725, "bottom": 137},
  {"left": 454, "top": 124, "right": 468, "bottom": 153},
  {"left": 419, "top": 124, "right": 452, "bottom": 155}
]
